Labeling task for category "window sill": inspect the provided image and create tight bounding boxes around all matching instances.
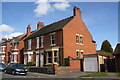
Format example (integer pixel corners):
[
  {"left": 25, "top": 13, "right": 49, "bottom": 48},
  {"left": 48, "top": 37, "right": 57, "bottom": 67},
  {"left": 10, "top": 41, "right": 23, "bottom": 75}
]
[
  {"left": 27, "top": 49, "right": 31, "bottom": 50},
  {"left": 40, "top": 46, "right": 44, "bottom": 48},
  {"left": 80, "top": 43, "right": 83, "bottom": 45},
  {"left": 76, "top": 43, "right": 79, "bottom": 45},
  {"left": 45, "top": 63, "right": 52, "bottom": 65},
  {"left": 50, "top": 44, "right": 56, "bottom": 46},
  {"left": 36, "top": 47, "right": 39, "bottom": 49}
]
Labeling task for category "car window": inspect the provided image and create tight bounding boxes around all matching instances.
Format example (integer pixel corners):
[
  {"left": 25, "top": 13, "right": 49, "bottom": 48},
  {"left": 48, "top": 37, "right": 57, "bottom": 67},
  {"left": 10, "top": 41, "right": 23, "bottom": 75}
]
[{"left": 7, "top": 63, "right": 13, "bottom": 67}]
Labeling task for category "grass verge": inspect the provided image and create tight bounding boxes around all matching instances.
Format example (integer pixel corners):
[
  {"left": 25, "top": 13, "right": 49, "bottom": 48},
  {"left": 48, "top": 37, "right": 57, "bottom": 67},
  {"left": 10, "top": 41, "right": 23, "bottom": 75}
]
[
  {"left": 115, "top": 73, "right": 120, "bottom": 76},
  {"left": 79, "top": 72, "right": 108, "bottom": 78}
]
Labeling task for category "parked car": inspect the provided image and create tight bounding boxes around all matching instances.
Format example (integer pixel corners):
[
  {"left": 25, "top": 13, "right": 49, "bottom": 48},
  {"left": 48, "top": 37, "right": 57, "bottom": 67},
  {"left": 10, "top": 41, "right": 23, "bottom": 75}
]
[
  {"left": 4, "top": 63, "right": 27, "bottom": 75},
  {"left": 0, "top": 63, "right": 6, "bottom": 71}
]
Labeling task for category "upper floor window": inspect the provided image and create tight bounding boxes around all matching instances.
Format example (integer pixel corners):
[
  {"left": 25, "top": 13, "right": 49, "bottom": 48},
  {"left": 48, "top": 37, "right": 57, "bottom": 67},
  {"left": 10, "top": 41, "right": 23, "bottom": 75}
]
[
  {"left": 28, "top": 39, "right": 31, "bottom": 50},
  {"left": 36, "top": 37, "right": 39, "bottom": 49},
  {"left": 80, "top": 35, "right": 83, "bottom": 45},
  {"left": 76, "top": 34, "right": 79, "bottom": 44},
  {"left": 50, "top": 34, "right": 55, "bottom": 45},
  {"left": 40, "top": 36, "right": 44, "bottom": 48}
]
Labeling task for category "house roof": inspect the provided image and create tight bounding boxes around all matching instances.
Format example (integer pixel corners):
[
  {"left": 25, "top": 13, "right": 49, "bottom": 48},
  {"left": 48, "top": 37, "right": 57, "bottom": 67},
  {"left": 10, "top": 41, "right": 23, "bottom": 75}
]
[
  {"left": 113, "top": 43, "right": 120, "bottom": 55},
  {"left": 0, "top": 39, "right": 11, "bottom": 46},
  {"left": 25, "top": 16, "right": 74, "bottom": 40},
  {"left": 97, "top": 50, "right": 113, "bottom": 57}
]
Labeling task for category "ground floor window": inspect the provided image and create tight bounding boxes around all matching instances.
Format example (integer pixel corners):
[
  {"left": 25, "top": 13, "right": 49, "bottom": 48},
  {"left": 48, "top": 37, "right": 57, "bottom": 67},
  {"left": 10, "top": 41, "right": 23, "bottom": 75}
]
[
  {"left": 54, "top": 51, "right": 58, "bottom": 63},
  {"left": 46, "top": 50, "right": 59, "bottom": 64},
  {"left": 28, "top": 54, "right": 32, "bottom": 62},
  {"left": 47, "top": 51, "right": 52, "bottom": 63}
]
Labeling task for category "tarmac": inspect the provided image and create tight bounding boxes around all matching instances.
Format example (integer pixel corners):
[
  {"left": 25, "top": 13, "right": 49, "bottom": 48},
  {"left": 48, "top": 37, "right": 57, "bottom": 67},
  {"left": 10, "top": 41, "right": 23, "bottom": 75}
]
[{"left": 27, "top": 72, "right": 120, "bottom": 79}]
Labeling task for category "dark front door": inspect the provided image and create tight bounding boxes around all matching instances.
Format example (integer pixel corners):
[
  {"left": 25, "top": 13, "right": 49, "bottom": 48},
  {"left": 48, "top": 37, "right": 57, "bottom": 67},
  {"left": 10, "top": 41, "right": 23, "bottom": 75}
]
[{"left": 80, "top": 59, "right": 83, "bottom": 71}]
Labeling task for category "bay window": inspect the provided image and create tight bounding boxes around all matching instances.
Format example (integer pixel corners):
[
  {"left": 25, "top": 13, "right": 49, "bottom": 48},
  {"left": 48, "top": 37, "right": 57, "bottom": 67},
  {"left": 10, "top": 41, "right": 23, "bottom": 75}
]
[
  {"left": 47, "top": 51, "right": 52, "bottom": 63},
  {"left": 54, "top": 51, "right": 58, "bottom": 63}
]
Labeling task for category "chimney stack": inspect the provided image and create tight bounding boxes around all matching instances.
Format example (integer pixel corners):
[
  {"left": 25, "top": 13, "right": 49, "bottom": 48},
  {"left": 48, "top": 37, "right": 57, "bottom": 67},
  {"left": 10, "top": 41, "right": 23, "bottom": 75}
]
[
  {"left": 2, "top": 38, "right": 7, "bottom": 42},
  {"left": 73, "top": 6, "right": 81, "bottom": 18},
  {"left": 37, "top": 22, "right": 44, "bottom": 30},
  {"left": 27, "top": 25, "right": 31, "bottom": 37}
]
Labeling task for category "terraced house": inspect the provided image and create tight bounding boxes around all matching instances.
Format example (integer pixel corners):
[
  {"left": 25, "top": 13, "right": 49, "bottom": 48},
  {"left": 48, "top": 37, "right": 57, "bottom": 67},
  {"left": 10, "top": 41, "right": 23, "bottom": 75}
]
[
  {"left": 0, "top": 23, "right": 41, "bottom": 64},
  {"left": 24, "top": 6, "right": 96, "bottom": 70}
]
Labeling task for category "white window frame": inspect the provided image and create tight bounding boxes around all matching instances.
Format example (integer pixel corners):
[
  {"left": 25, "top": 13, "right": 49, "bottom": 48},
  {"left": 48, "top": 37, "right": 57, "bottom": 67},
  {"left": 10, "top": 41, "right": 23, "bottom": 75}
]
[
  {"left": 80, "top": 35, "right": 83, "bottom": 45},
  {"left": 28, "top": 39, "right": 32, "bottom": 50},
  {"left": 36, "top": 37, "right": 39, "bottom": 49},
  {"left": 47, "top": 51, "right": 52, "bottom": 64},
  {"left": 46, "top": 50, "right": 59, "bottom": 65},
  {"left": 53, "top": 50, "right": 58, "bottom": 64},
  {"left": 50, "top": 34, "right": 56, "bottom": 46},
  {"left": 28, "top": 54, "right": 32, "bottom": 62},
  {"left": 76, "top": 50, "right": 84, "bottom": 59},
  {"left": 76, "top": 34, "right": 79, "bottom": 44},
  {"left": 76, "top": 50, "right": 79, "bottom": 58},
  {"left": 40, "top": 36, "right": 44, "bottom": 48}
]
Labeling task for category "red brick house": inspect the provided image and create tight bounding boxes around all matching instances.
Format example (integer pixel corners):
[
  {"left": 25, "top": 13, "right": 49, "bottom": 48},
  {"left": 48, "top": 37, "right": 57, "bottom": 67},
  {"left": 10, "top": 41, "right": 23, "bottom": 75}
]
[
  {"left": 9, "top": 24, "right": 40, "bottom": 64},
  {"left": 0, "top": 38, "right": 11, "bottom": 64},
  {"left": 0, "top": 23, "right": 40, "bottom": 64},
  {"left": 0, "top": 38, "right": 7, "bottom": 64},
  {"left": 24, "top": 6, "right": 96, "bottom": 69}
]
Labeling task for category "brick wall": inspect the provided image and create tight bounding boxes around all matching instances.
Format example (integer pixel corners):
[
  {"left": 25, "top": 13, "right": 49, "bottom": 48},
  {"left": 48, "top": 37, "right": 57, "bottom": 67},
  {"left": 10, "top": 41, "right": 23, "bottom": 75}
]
[
  {"left": 63, "top": 14, "right": 96, "bottom": 59},
  {"left": 70, "top": 59, "right": 81, "bottom": 71},
  {"left": 24, "top": 30, "right": 63, "bottom": 52}
]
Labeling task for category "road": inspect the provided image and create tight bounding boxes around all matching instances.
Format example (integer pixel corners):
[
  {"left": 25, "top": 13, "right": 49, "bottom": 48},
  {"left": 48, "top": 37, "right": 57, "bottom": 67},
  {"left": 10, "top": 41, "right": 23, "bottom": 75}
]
[{"left": 1, "top": 71, "right": 120, "bottom": 80}]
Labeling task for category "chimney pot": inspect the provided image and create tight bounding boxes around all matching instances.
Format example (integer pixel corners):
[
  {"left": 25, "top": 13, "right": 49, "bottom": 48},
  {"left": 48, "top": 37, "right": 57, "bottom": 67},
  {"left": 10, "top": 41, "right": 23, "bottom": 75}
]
[{"left": 37, "top": 22, "right": 44, "bottom": 30}]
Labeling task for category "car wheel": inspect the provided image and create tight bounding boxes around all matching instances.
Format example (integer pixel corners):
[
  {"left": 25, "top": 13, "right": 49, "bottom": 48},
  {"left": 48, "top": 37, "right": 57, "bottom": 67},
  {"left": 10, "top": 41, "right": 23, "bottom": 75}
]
[
  {"left": 4, "top": 70, "right": 7, "bottom": 74},
  {"left": 12, "top": 70, "right": 16, "bottom": 75}
]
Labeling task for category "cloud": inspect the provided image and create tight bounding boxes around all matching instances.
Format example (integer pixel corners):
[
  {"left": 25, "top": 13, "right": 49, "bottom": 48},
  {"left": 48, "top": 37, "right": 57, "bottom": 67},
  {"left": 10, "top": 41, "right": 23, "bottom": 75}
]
[
  {"left": 53, "top": 2, "right": 70, "bottom": 11},
  {"left": 0, "top": 24, "right": 15, "bottom": 32},
  {"left": 4, "top": 32, "right": 23, "bottom": 39},
  {"left": 34, "top": 0, "right": 53, "bottom": 17},
  {"left": 34, "top": 0, "right": 70, "bottom": 17}
]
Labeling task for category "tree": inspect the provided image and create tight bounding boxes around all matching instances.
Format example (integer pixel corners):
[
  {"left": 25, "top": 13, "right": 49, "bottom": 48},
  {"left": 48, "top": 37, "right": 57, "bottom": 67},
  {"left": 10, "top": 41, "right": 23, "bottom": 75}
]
[{"left": 101, "top": 40, "right": 113, "bottom": 53}]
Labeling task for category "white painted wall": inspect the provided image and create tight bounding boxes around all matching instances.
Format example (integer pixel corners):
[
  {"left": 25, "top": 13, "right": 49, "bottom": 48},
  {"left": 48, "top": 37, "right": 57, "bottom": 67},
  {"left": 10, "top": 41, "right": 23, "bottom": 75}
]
[{"left": 84, "top": 57, "right": 98, "bottom": 72}]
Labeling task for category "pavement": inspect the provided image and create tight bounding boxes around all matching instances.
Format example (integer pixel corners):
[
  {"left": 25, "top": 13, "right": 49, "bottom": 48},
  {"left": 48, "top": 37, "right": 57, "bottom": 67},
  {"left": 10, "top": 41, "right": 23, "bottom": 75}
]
[{"left": 1, "top": 71, "right": 120, "bottom": 80}]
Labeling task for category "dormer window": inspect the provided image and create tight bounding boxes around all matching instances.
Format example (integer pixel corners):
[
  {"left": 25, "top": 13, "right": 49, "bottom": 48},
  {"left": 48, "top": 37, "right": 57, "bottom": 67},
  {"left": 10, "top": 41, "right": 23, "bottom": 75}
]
[{"left": 28, "top": 39, "right": 32, "bottom": 50}]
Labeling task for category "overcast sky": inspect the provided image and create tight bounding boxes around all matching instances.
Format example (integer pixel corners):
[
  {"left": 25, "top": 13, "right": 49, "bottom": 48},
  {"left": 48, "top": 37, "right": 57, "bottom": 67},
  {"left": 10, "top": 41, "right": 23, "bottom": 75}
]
[{"left": 1, "top": 1, "right": 118, "bottom": 50}]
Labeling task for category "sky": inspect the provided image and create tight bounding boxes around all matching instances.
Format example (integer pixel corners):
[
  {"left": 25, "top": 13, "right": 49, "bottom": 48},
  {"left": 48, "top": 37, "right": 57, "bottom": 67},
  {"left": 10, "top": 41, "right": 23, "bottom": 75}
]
[{"left": 0, "top": 1, "right": 118, "bottom": 50}]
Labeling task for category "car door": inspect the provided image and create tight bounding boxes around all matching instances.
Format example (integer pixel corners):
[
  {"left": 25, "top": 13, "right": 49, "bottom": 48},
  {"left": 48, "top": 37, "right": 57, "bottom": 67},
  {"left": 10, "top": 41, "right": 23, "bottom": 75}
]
[{"left": 6, "top": 63, "right": 13, "bottom": 73}]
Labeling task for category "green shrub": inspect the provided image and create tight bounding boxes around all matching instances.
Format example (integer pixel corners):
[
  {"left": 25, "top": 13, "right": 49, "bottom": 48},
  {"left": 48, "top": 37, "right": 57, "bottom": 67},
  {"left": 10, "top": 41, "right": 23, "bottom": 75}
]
[
  {"left": 26, "top": 62, "right": 36, "bottom": 66},
  {"left": 64, "top": 58, "right": 70, "bottom": 66}
]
